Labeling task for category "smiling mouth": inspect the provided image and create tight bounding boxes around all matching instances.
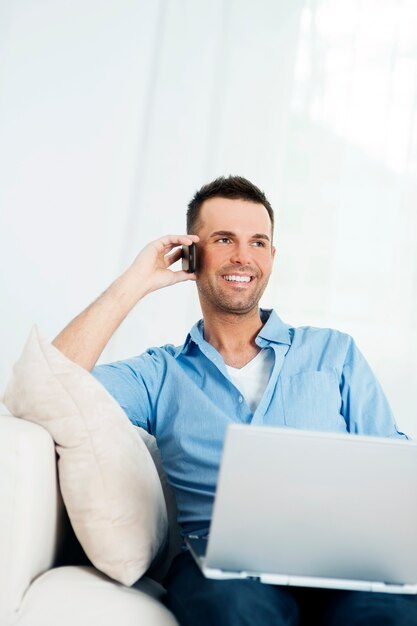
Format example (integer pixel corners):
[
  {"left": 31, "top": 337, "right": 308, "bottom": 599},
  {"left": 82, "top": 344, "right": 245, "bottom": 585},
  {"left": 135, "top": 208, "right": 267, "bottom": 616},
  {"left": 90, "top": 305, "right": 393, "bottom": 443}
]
[{"left": 222, "top": 274, "right": 254, "bottom": 284}]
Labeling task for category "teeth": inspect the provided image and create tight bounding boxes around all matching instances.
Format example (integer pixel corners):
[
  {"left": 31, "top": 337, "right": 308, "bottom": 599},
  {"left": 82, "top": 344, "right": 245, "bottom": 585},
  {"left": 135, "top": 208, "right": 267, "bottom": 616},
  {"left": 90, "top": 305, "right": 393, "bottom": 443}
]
[{"left": 224, "top": 275, "right": 251, "bottom": 283}]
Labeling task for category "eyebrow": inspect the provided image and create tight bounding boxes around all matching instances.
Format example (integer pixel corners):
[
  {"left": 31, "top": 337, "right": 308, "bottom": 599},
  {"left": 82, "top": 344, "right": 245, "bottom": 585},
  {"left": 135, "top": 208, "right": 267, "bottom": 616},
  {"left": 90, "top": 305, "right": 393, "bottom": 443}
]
[{"left": 209, "top": 230, "right": 271, "bottom": 242}]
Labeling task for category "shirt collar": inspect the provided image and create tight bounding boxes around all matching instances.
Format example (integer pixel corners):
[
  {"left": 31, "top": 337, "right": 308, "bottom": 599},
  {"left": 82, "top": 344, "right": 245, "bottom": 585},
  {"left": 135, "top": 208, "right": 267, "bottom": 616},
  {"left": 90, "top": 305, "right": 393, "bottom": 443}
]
[
  {"left": 175, "top": 308, "right": 292, "bottom": 357},
  {"left": 256, "top": 309, "right": 292, "bottom": 346}
]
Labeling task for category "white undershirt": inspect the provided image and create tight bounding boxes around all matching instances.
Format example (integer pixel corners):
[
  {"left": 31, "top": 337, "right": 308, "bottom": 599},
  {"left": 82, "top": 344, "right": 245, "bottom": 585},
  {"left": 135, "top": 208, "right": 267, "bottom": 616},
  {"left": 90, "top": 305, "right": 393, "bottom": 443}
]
[{"left": 225, "top": 348, "right": 275, "bottom": 414}]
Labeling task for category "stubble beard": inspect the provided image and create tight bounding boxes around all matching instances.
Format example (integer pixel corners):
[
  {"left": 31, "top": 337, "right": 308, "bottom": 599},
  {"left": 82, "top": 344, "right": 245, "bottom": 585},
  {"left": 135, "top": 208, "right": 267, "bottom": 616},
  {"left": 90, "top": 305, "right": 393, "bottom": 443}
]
[{"left": 196, "top": 274, "right": 269, "bottom": 316}]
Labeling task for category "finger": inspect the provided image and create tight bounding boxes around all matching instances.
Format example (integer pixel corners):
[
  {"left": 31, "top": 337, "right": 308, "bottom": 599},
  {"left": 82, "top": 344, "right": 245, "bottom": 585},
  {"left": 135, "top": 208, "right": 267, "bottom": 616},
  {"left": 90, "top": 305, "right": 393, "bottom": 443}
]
[
  {"left": 156, "top": 234, "right": 199, "bottom": 253},
  {"left": 165, "top": 247, "right": 183, "bottom": 266}
]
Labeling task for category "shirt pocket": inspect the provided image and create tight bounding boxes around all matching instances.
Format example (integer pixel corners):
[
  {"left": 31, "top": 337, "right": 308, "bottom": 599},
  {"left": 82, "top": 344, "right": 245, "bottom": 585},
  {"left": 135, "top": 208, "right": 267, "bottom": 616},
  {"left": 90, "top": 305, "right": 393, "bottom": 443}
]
[{"left": 280, "top": 370, "right": 347, "bottom": 432}]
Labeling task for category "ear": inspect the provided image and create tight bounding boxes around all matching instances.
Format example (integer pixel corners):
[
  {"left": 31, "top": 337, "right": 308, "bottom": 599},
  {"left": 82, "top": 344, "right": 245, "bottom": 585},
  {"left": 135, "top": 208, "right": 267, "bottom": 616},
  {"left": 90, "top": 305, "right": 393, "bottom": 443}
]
[{"left": 271, "top": 246, "right": 277, "bottom": 260}]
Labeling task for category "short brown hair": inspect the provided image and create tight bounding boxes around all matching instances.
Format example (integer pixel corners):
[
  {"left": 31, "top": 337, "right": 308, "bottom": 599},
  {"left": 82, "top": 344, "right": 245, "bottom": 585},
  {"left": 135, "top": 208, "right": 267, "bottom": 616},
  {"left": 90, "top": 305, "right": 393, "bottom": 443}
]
[{"left": 187, "top": 175, "right": 274, "bottom": 240}]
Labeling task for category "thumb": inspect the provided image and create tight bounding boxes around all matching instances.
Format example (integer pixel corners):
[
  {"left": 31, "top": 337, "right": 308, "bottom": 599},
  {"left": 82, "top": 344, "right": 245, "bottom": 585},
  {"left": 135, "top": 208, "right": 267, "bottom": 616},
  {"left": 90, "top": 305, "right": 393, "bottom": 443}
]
[{"left": 171, "top": 270, "right": 197, "bottom": 285}]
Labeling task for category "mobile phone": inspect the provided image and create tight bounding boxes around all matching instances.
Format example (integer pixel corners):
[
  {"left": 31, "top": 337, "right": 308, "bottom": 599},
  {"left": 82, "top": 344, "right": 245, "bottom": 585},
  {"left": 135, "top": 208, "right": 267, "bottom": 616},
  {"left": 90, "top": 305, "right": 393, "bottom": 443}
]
[{"left": 181, "top": 243, "right": 197, "bottom": 273}]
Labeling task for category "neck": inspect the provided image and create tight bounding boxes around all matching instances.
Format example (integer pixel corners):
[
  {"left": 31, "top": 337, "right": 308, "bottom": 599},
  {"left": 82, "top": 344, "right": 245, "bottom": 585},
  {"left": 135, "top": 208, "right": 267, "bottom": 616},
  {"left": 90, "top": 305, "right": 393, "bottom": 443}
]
[{"left": 201, "top": 307, "right": 264, "bottom": 368}]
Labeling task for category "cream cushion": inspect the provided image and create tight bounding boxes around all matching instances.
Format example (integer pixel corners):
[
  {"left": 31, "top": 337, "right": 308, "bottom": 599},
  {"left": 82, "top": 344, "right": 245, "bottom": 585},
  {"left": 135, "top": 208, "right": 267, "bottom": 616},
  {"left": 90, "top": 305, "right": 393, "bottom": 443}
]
[
  {"left": 2, "top": 326, "right": 168, "bottom": 586},
  {"left": 15, "top": 566, "right": 179, "bottom": 626}
]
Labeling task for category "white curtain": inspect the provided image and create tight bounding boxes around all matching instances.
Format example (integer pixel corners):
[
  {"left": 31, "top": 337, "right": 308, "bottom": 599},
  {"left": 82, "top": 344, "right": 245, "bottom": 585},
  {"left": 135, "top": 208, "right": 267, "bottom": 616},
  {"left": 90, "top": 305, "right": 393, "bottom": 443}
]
[
  {"left": 270, "top": 0, "right": 417, "bottom": 435},
  {"left": 1, "top": 0, "right": 416, "bottom": 434}
]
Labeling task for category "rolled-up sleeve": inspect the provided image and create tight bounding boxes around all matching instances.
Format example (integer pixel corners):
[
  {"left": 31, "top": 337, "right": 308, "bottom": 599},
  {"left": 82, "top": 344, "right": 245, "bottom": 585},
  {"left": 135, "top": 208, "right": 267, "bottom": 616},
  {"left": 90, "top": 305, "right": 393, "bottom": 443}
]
[
  {"left": 339, "top": 337, "right": 408, "bottom": 439},
  {"left": 92, "top": 351, "right": 163, "bottom": 433}
]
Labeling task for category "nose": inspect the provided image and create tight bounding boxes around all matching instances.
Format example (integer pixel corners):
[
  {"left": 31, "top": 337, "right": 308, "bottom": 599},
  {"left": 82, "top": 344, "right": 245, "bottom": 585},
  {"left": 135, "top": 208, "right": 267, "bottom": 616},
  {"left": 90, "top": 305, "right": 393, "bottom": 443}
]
[{"left": 229, "top": 243, "right": 252, "bottom": 265}]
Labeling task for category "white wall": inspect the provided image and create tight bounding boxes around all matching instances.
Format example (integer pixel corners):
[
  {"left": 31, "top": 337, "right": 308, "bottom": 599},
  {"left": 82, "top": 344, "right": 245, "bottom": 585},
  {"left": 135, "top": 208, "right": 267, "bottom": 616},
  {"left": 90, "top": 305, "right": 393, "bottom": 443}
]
[{"left": 1, "top": 0, "right": 416, "bottom": 435}]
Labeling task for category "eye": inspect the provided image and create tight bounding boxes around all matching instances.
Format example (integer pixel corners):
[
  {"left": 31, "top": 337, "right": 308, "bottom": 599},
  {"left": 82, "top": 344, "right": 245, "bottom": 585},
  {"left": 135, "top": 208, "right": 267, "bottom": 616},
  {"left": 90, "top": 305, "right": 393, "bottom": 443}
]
[
  {"left": 216, "top": 237, "right": 231, "bottom": 244},
  {"left": 252, "top": 240, "right": 266, "bottom": 247}
]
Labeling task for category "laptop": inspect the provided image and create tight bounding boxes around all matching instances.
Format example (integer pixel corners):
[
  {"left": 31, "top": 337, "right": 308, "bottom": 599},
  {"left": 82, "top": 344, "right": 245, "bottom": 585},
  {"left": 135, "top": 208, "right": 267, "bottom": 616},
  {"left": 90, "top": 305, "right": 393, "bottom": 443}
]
[{"left": 186, "top": 424, "right": 417, "bottom": 594}]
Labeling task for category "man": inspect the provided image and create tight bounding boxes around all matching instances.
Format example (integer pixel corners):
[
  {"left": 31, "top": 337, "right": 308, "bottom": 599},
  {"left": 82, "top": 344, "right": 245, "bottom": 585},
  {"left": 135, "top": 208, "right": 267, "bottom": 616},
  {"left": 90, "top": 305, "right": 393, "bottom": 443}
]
[{"left": 53, "top": 176, "right": 416, "bottom": 626}]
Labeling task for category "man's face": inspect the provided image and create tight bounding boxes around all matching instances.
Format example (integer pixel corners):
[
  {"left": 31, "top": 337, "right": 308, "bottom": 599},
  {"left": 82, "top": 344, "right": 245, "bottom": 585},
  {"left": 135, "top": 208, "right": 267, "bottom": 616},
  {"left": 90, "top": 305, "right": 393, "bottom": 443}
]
[{"left": 194, "top": 197, "right": 276, "bottom": 315}]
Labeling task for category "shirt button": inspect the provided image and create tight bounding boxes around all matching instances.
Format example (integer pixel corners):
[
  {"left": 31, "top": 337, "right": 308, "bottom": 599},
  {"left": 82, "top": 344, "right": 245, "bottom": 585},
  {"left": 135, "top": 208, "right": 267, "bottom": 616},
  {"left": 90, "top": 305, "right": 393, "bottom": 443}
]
[{"left": 239, "top": 396, "right": 243, "bottom": 403}]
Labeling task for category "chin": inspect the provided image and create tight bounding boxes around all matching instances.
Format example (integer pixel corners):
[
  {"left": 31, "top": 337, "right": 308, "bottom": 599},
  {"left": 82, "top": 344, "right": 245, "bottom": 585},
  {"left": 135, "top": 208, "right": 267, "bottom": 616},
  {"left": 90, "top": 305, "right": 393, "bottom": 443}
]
[
  {"left": 217, "top": 299, "right": 260, "bottom": 315},
  {"left": 198, "top": 281, "right": 264, "bottom": 315}
]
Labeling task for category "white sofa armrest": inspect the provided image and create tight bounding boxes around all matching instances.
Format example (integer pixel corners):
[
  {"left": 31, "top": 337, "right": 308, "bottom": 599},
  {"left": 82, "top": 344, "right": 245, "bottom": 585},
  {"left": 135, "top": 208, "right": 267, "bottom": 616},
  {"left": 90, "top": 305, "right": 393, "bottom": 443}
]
[{"left": 0, "top": 414, "right": 62, "bottom": 624}]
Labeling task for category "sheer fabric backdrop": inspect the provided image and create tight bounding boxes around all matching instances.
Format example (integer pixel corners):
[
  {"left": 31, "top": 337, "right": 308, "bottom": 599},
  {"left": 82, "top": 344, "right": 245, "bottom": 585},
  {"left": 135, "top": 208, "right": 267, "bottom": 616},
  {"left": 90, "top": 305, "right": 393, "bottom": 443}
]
[{"left": 0, "top": 0, "right": 416, "bottom": 434}]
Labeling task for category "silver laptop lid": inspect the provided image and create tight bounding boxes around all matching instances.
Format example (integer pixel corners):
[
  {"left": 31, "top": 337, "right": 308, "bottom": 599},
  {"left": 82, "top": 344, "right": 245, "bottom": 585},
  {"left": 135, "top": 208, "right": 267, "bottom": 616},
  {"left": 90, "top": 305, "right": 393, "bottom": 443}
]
[{"left": 206, "top": 425, "right": 417, "bottom": 587}]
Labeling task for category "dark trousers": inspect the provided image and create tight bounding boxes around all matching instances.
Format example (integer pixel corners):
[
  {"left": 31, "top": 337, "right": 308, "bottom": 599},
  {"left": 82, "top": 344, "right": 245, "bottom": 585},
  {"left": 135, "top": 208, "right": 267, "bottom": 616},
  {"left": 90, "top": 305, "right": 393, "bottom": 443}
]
[{"left": 163, "top": 551, "right": 417, "bottom": 626}]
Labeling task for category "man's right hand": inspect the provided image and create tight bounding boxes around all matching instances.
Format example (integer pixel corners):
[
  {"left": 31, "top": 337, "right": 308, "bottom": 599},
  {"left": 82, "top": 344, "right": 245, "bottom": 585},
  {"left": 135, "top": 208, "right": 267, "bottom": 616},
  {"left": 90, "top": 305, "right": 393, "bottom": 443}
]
[
  {"left": 127, "top": 234, "right": 200, "bottom": 296},
  {"left": 52, "top": 234, "right": 199, "bottom": 371}
]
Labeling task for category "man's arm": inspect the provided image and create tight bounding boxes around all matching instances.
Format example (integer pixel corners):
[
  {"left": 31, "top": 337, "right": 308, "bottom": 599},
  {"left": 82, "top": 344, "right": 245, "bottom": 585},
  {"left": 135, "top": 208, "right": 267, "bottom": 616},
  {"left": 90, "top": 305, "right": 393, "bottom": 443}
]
[
  {"left": 52, "top": 234, "right": 199, "bottom": 371},
  {"left": 339, "top": 335, "right": 408, "bottom": 439}
]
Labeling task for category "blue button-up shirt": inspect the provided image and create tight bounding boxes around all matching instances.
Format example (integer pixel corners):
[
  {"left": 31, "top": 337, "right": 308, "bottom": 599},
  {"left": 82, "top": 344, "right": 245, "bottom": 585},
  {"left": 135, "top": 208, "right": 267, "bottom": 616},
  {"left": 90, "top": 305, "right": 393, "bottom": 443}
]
[{"left": 92, "top": 309, "right": 406, "bottom": 536}]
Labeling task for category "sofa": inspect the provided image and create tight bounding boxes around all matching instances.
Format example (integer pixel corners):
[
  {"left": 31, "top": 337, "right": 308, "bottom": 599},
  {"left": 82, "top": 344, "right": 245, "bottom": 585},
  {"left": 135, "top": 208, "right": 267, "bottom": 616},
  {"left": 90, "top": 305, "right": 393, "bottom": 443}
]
[{"left": 0, "top": 413, "right": 182, "bottom": 626}]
